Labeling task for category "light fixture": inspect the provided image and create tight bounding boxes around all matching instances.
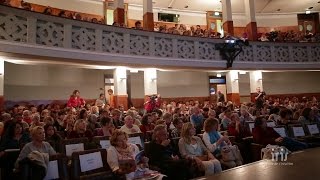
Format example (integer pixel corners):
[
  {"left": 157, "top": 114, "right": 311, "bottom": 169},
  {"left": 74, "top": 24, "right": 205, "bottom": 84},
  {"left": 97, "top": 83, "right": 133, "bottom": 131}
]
[
  {"left": 233, "top": 78, "right": 239, "bottom": 82},
  {"left": 120, "top": 77, "right": 126, "bottom": 81},
  {"left": 130, "top": 69, "right": 139, "bottom": 73},
  {"left": 151, "top": 78, "right": 157, "bottom": 81},
  {"left": 214, "top": 12, "right": 219, "bottom": 16},
  {"left": 306, "top": 10, "right": 311, "bottom": 14},
  {"left": 217, "top": 73, "right": 222, "bottom": 77},
  {"left": 239, "top": 71, "right": 246, "bottom": 75}
]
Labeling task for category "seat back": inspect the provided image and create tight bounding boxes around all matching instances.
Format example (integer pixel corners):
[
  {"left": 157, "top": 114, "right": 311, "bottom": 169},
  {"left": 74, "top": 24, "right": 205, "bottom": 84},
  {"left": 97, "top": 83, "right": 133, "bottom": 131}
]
[
  {"left": 60, "top": 138, "right": 89, "bottom": 157},
  {"left": 92, "top": 136, "right": 110, "bottom": 149},
  {"left": 245, "top": 121, "right": 255, "bottom": 134},
  {"left": 128, "top": 133, "right": 144, "bottom": 149},
  {"left": 289, "top": 124, "right": 307, "bottom": 138},
  {"left": 71, "top": 149, "right": 113, "bottom": 180},
  {"left": 250, "top": 143, "right": 265, "bottom": 162},
  {"left": 43, "top": 154, "right": 69, "bottom": 180},
  {"left": 266, "top": 121, "right": 276, "bottom": 127},
  {"left": 305, "top": 123, "right": 320, "bottom": 136},
  {"left": 273, "top": 125, "right": 288, "bottom": 137}
]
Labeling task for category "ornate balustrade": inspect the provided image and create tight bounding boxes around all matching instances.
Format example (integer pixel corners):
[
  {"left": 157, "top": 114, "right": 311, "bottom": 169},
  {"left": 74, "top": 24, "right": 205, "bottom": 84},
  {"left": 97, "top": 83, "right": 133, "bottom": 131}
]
[{"left": 0, "top": 5, "right": 319, "bottom": 69}]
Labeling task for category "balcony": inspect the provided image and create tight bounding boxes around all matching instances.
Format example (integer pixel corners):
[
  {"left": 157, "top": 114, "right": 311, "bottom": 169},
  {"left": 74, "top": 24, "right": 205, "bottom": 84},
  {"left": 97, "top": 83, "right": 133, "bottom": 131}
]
[{"left": 0, "top": 5, "right": 320, "bottom": 69}]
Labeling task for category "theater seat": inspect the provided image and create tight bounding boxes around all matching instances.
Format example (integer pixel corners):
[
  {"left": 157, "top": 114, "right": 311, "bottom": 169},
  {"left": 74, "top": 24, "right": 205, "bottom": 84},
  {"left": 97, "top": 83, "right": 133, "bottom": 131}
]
[
  {"left": 250, "top": 143, "right": 265, "bottom": 162},
  {"left": 70, "top": 149, "right": 114, "bottom": 180},
  {"left": 19, "top": 153, "right": 68, "bottom": 180}
]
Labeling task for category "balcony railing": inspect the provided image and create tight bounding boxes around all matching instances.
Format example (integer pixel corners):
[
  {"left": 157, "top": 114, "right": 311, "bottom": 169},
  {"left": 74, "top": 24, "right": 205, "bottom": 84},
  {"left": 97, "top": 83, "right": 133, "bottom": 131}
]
[{"left": 0, "top": 5, "right": 320, "bottom": 69}]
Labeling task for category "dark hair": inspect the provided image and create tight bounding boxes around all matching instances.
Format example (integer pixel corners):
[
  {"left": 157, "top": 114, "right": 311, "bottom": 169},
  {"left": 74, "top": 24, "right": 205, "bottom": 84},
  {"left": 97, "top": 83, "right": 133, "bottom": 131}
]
[
  {"left": 7, "top": 121, "right": 24, "bottom": 138},
  {"left": 135, "top": 21, "right": 141, "bottom": 26},
  {"left": 79, "top": 109, "right": 87, "bottom": 119},
  {"left": 71, "top": 90, "right": 80, "bottom": 98},
  {"left": 270, "top": 107, "right": 280, "bottom": 115},
  {"left": 99, "top": 93, "right": 104, "bottom": 97},
  {"left": 203, "top": 107, "right": 209, "bottom": 112},
  {"left": 141, "top": 114, "right": 151, "bottom": 126},
  {"left": 173, "top": 117, "right": 182, "bottom": 126},
  {"left": 254, "top": 116, "right": 264, "bottom": 128},
  {"left": 279, "top": 109, "right": 289, "bottom": 119},
  {"left": 301, "top": 108, "right": 312, "bottom": 119},
  {"left": 44, "top": 124, "right": 55, "bottom": 136},
  {"left": 100, "top": 116, "right": 112, "bottom": 126}
]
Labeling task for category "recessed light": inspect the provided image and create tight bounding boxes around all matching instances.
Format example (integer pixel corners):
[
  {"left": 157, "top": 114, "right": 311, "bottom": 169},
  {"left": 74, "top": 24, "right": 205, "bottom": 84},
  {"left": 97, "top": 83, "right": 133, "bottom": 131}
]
[
  {"left": 306, "top": 10, "right": 311, "bottom": 14},
  {"left": 184, "top": 5, "right": 189, "bottom": 8},
  {"left": 308, "top": 7, "right": 313, "bottom": 9},
  {"left": 276, "top": 9, "right": 281, "bottom": 11}
]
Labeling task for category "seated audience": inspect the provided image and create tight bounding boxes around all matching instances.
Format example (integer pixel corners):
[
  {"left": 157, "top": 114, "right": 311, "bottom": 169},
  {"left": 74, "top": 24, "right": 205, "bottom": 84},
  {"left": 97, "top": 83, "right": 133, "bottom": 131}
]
[
  {"left": 15, "top": 126, "right": 56, "bottom": 178},
  {"left": 202, "top": 118, "right": 242, "bottom": 168},
  {"left": 179, "top": 122, "right": 222, "bottom": 175},
  {"left": 29, "top": 114, "right": 44, "bottom": 129},
  {"left": 95, "top": 116, "right": 115, "bottom": 136},
  {"left": 190, "top": 107, "right": 204, "bottom": 134},
  {"left": 134, "top": 21, "right": 142, "bottom": 30},
  {"left": 170, "top": 117, "right": 184, "bottom": 138},
  {"left": 140, "top": 113, "right": 155, "bottom": 136},
  {"left": 298, "top": 107, "right": 317, "bottom": 125},
  {"left": 252, "top": 116, "right": 308, "bottom": 151},
  {"left": 120, "top": 115, "right": 141, "bottom": 134},
  {"left": 107, "top": 130, "right": 157, "bottom": 179},
  {"left": 228, "top": 113, "right": 250, "bottom": 139},
  {"left": 67, "top": 119, "right": 93, "bottom": 139},
  {"left": 148, "top": 125, "right": 196, "bottom": 179},
  {"left": 221, "top": 109, "right": 232, "bottom": 130},
  {"left": 111, "top": 109, "right": 124, "bottom": 127},
  {"left": 44, "top": 124, "right": 62, "bottom": 152},
  {"left": 86, "top": 114, "right": 101, "bottom": 132}
]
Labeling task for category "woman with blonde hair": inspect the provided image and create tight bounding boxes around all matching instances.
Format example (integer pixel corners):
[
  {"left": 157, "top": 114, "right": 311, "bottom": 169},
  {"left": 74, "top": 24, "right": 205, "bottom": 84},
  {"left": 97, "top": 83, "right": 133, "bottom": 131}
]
[
  {"left": 107, "top": 130, "right": 158, "bottom": 180},
  {"left": 179, "top": 122, "right": 222, "bottom": 175},
  {"left": 67, "top": 119, "right": 93, "bottom": 139}
]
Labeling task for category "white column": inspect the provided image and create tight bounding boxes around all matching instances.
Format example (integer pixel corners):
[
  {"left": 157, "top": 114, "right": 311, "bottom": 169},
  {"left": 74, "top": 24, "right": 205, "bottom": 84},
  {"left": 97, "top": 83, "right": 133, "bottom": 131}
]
[
  {"left": 114, "top": 0, "right": 124, "bottom": 8},
  {"left": 0, "top": 58, "right": 4, "bottom": 97},
  {"left": 221, "top": 0, "right": 233, "bottom": 23},
  {"left": 114, "top": 67, "right": 127, "bottom": 96},
  {"left": 244, "top": 0, "right": 256, "bottom": 24},
  {"left": 143, "top": 0, "right": 153, "bottom": 14},
  {"left": 226, "top": 70, "right": 239, "bottom": 94},
  {"left": 144, "top": 68, "right": 157, "bottom": 95},
  {"left": 249, "top": 71, "right": 263, "bottom": 94}
]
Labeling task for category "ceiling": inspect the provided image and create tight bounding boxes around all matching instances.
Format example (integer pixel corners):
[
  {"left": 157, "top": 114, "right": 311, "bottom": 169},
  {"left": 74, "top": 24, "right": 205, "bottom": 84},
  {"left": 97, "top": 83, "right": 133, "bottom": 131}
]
[{"left": 124, "top": 0, "right": 320, "bottom": 13}]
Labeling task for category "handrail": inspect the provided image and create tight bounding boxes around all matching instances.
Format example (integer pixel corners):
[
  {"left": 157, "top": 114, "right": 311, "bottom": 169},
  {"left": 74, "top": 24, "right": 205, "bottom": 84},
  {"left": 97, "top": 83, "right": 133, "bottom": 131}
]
[{"left": 0, "top": 5, "right": 320, "bottom": 69}]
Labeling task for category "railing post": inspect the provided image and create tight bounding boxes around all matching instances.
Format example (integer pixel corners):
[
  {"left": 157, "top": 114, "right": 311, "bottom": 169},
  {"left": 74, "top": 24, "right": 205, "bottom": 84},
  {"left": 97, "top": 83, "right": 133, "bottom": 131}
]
[
  {"left": 27, "top": 17, "right": 36, "bottom": 44},
  {"left": 172, "top": 39, "right": 178, "bottom": 58},
  {"left": 194, "top": 41, "right": 200, "bottom": 59},
  {"left": 63, "top": 24, "right": 72, "bottom": 48},
  {"left": 149, "top": 36, "right": 155, "bottom": 56},
  {"left": 270, "top": 45, "right": 275, "bottom": 62},
  {"left": 288, "top": 45, "right": 294, "bottom": 62},
  {"left": 124, "top": 33, "right": 130, "bottom": 55},
  {"left": 95, "top": 29, "right": 103, "bottom": 52},
  {"left": 307, "top": 45, "right": 312, "bottom": 62}
]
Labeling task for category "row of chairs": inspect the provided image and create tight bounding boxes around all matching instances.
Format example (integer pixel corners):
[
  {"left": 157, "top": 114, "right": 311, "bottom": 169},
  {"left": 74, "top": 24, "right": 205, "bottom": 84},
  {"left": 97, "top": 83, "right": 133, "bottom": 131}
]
[{"left": 20, "top": 149, "right": 113, "bottom": 180}]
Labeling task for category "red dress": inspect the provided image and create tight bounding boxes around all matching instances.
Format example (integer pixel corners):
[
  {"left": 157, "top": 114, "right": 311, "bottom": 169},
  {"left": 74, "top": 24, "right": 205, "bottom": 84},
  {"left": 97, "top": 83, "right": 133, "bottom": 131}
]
[{"left": 67, "top": 96, "right": 85, "bottom": 108}]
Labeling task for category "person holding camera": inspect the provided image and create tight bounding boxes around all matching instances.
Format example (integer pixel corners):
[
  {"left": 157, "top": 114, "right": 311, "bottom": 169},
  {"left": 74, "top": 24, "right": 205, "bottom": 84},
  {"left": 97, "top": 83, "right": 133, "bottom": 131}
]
[
  {"left": 144, "top": 94, "right": 161, "bottom": 113},
  {"left": 255, "top": 87, "right": 266, "bottom": 110}
]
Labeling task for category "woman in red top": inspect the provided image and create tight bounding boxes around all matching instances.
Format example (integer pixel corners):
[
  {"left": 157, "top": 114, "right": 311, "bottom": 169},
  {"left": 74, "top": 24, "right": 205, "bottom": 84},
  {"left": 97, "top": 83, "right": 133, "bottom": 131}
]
[
  {"left": 67, "top": 90, "right": 85, "bottom": 108},
  {"left": 140, "top": 113, "right": 155, "bottom": 137},
  {"left": 228, "top": 113, "right": 250, "bottom": 140}
]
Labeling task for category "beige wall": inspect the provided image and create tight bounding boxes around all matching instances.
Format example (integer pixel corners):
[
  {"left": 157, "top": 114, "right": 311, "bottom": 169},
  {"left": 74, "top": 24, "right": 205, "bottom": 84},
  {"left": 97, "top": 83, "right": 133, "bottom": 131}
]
[
  {"left": 25, "top": 0, "right": 104, "bottom": 16},
  {"left": 157, "top": 71, "right": 209, "bottom": 98},
  {"left": 130, "top": 71, "right": 144, "bottom": 99},
  {"left": 4, "top": 62, "right": 109, "bottom": 100},
  {"left": 262, "top": 71, "right": 320, "bottom": 95}
]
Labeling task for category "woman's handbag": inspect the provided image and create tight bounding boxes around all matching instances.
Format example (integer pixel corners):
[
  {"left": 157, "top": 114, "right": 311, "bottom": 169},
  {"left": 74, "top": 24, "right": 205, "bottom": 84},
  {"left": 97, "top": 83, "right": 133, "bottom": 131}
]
[{"left": 221, "top": 145, "right": 236, "bottom": 162}]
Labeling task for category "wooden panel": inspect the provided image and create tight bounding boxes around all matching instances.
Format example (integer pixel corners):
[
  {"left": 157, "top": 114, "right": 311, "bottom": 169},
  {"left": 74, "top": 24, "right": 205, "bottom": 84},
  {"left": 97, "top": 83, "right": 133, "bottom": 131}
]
[
  {"left": 223, "top": 21, "right": 234, "bottom": 35},
  {"left": 196, "top": 148, "right": 320, "bottom": 180},
  {"left": 143, "top": 12, "right": 154, "bottom": 31},
  {"left": 114, "top": 7, "right": 125, "bottom": 24},
  {"left": 226, "top": 93, "right": 240, "bottom": 105},
  {"left": 246, "top": 22, "right": 258, "bottom": 41},
  {"left": 114, "top": 95, "right": 128, "bottom": 110}
]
